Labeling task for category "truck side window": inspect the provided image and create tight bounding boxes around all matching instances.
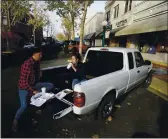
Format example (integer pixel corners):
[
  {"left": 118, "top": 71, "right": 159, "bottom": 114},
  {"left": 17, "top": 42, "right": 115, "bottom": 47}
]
[
  {"left": 127, "top": 52, "right": 134, "bottom": 69},
  {"left": 134, "top": 52, "right": 144, "bottom": 67}
]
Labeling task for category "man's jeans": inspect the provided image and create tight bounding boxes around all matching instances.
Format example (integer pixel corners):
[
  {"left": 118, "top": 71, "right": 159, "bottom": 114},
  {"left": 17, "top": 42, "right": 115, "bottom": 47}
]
[
  {"left": 72, "top": 79, "right": 86, "bottom": 90},
  {"left": 14, "top": 82, "right": 54, "bottom": 121}
]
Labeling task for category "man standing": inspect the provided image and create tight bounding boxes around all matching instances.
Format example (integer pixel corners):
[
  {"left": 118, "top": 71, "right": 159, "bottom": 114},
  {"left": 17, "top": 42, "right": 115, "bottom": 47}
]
[{"left": 12, "top": 48, "right": 54, "bottom": 132}]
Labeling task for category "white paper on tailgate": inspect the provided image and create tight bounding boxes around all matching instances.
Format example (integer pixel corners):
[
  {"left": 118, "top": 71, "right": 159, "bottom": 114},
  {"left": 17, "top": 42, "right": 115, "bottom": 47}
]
[
  {"left": 30, "top": 92, "right": 55, "bottom": 107},
  {"left": 55, "top": 89, "right": 73, "bottom": 100},
  {"left": 30, "top": 89, "right": 74, "bottom": 119}
]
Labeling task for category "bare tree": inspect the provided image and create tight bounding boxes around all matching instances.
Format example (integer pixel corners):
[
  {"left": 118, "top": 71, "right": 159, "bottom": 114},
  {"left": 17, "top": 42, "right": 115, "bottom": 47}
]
[
  {"left": 27, "top": 1, "right": 48, "bottom": 45},
  {"left": 79, "top": 0, "right": 94, "bottom": 56}
]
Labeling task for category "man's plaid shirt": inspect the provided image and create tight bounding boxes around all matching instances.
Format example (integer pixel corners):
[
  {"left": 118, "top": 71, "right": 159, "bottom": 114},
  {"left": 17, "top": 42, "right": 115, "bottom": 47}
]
[{"left": 18, "top": 57, "right": 40, "bottom": 93}]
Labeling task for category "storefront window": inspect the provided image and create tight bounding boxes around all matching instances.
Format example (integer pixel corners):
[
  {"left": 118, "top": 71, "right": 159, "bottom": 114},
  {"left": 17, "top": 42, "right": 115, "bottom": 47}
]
[{"left": 139, "top": 31, "right": 168, "bottom": 54}]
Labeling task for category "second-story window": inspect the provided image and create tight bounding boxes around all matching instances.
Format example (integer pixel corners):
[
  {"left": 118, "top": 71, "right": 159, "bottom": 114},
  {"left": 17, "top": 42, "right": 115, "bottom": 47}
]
[
  {"left": 125, "top": 0, "right": 132, "bottom": 13},
  {"left": 129, "top": 0, "right": 132, "bottom": 11},
  {"left": 106, "top": 11, "right": 110, "bottom": 22},
  {"left": 114, "top": 4, "right": 119, "bottom": 19},
  {"left": 125, "top": 0, "right": 129, "bottom": 13}
]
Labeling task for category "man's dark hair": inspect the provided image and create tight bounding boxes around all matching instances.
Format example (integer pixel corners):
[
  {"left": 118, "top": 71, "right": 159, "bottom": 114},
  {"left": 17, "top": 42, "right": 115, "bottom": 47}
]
[{"left": 32, "top": 47, "right": 42, "bottom": 55}]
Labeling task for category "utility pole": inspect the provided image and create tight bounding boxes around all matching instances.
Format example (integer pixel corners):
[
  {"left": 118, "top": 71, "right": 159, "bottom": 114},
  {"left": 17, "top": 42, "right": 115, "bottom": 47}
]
[{"left": 102, "top": 26, "right": 106, "bottom": 47}]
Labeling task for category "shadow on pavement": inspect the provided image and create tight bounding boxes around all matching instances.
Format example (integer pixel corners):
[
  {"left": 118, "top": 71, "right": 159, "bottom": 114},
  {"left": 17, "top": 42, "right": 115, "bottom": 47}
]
[
  {"left": 132, "top": 132, "right": 158, "bottom": 138},
  {"left": 158, "top": 101, "right": 168, "bottom": 138},
  {"left": 132, "top": 100, "right": 168, "bottom": 138}
]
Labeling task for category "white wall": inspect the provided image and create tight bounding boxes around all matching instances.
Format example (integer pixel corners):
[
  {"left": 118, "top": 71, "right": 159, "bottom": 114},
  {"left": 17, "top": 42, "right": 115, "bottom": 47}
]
[
  {"left": 84, "top": 12, "right": 104, "bottom": 35},
  {"left": 105, "top": 1, "right": 167, "bottom": 30},
  {"left": 133, "top": 1, "right": 167, "bottom": 21},
  {"left": 95, "top": 13, "right": 104, "bottom": 31},
  {"left": 95, "top": 39, "right": 102, "bottom": 47},
  {"left": 142, "top": 53, "right": 168, "bottom": 65},
  {"left": 105, "top": 0, "right": 136, "bottom": 30}
]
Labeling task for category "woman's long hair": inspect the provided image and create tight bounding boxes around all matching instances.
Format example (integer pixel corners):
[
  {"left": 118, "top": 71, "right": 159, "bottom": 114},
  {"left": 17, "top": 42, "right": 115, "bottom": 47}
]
[{"left": 72, "top": 51, "right": 82, "bottom": 62}]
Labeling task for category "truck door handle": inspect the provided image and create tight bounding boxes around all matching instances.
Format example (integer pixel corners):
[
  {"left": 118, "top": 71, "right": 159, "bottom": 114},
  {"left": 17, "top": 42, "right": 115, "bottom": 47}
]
[{"left": 137, "top": 70, "right": 140, "bottom": 73}]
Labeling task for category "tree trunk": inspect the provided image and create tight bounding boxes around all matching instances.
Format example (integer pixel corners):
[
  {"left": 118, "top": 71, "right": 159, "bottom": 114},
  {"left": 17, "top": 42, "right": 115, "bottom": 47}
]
[
  {"left": 6, "top": 4, "right": 11, "bottom": 51},
  {"left": 79, "top": 1, "right": 89, "bottom": 56},
  {"left": 33, "top": 29, "right": 36, "bottom": 46},
  {"left": 47, "top": 25, "right": 49, "bottom": 37},
  {"left": 6, "top": 2, "right": 11, "bottom": 31},
  {"left": 71, "top": 18, "right": 75, "bottom": 40}
]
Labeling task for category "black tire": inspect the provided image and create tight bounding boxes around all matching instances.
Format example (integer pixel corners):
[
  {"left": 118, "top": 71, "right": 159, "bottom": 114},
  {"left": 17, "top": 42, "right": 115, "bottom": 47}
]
[
  {"left": 96, "top": 94, "right": 115, "bottom": 120},
  {"left": 143, "top": 72, "right": 152, "bottom": 89}
]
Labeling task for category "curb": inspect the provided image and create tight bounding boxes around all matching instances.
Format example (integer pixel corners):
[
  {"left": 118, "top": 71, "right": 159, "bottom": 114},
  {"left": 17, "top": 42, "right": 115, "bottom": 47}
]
[
  {"left": 151, "top": 61, "right": 168, "bottom": 69},
  {"left": 150, "top": 84, "right": 167, "bottom": 95},
  {"left": 148, "top": 85, "right": 168, "bottom": 101}
]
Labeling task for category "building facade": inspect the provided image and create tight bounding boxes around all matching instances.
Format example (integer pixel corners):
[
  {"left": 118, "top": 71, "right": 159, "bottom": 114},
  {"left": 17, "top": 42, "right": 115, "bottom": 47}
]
[
  {"left": 105, "top": 0, "right": 168, "bottom": 66},
  {"left": 84, "top": 12, "right": 104, "bottom": 47}
]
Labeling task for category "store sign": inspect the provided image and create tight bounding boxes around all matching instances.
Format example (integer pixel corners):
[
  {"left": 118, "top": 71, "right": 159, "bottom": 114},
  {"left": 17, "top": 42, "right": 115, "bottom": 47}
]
[{"left": 116, "top": 19, "right": 127, "bottom": 27}]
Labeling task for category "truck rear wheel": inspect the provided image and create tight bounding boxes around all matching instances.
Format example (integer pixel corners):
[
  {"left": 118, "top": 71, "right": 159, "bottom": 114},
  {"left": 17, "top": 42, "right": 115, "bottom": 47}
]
[{"left": 96, "top": 94, "right": 115, "bottom": 120}]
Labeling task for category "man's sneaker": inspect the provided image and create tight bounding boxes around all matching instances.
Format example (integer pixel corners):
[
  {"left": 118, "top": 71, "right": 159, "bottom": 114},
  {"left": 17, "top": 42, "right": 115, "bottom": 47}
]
[
  {"left": 36, "top": 110, "right": 42, "bottom": 115},
  {"left": 12, "top": 120, "right": 18, "bottom": 132}
]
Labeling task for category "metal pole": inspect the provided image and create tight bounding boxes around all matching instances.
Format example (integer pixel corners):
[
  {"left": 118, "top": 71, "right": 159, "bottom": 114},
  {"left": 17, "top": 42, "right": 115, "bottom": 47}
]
[{"left": 102, "top": 26, "right": 105, "bottom": 47}]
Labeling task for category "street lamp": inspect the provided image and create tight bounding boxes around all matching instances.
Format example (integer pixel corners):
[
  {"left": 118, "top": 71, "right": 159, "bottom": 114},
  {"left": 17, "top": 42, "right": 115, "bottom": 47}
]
[
  {"left": 3, "top": 17, "right": 9, "bottom": 51},
  {"left": 102, "top": 20, "right": 108, "bottom": 47}
]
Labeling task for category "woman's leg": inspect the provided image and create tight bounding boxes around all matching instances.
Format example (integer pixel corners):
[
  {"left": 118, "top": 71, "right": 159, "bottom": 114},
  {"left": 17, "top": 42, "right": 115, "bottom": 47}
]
[
  {"left": 34, "top": 82, "right": 54, "bottom": 92},
  {"left": 72, "top": 79, "right": 80, "bottom": 90},
  {"left": 80, "top": 79, "right": 87, "bottom": 83}
]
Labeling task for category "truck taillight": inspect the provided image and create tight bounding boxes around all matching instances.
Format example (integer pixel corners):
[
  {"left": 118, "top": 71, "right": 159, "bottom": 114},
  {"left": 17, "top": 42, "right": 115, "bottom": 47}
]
[{"left": 73, "top": 92, "right": 85, "bottom": 107}]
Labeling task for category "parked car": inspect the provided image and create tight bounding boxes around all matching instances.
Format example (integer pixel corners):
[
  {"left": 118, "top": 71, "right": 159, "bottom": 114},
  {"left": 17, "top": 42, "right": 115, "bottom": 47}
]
[
  {"left": 40, "top": 37, "right": 63, "bottom": 60},
  {"left": 40, "top": 47, "right": 153, "bottom": 120},
  {"left": 23, "top": 42, "right": 35, "bottom": 49},
  {"left": 63, "top": 40, "right": 88, "bottom": 54}
]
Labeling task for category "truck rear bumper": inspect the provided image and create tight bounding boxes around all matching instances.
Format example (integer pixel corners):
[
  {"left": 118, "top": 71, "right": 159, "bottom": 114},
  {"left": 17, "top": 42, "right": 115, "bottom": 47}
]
[{"left": 73, "top": 100, "right": 101, "bottom": 115}]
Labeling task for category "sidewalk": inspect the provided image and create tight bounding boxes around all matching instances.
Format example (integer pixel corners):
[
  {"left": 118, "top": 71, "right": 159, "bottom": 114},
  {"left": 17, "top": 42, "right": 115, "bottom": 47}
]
[
  {"left": 148, "top": 77, "right": 168, "bottom": 101},
  {"left": 148, "top": 68, "right": 168, "bottom": 101}
]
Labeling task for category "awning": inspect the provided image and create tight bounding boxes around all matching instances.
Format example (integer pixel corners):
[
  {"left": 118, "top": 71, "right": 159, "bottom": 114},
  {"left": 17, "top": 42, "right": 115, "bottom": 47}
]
[
  {"left": 109, "top": 27, "right": 125, "bottom": 38},
  {"left": 110, "top": 26, "right": 125, "bottom": 34},
  {"left": 84, "top": 34, "right": 89, "bottom": 40},
  {"left": 115, "top": 13, "right": 168, "bottom": 36},
  {"left": 95, "top": 29, "right": 103, "bottom": 38},
  {"left": 84, "top": 33, "right": 95, "bottom": 40}
]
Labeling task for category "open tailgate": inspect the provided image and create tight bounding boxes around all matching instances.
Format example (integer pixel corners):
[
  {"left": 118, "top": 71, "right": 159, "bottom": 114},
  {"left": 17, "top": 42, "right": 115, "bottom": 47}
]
[{"left": 30, "top": 89, "right": 74, "bottom": 120}]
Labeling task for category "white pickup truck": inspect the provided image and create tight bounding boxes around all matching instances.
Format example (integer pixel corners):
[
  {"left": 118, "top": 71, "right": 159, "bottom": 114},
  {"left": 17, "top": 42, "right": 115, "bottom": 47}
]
[{"left": 40, "top": 47, "right": 152, "bottom": 120}]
